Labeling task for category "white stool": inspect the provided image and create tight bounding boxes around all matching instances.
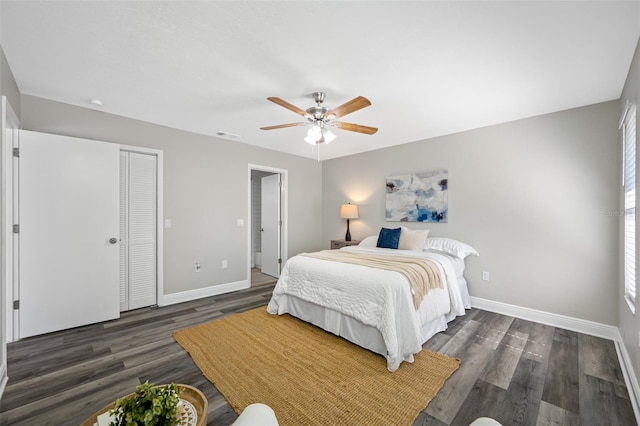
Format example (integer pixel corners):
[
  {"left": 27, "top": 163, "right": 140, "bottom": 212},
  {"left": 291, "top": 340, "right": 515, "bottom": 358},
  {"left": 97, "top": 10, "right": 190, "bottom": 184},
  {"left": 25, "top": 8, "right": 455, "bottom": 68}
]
[
  {"left": 470, "top": 417, "right": 502, "bottom": 426},
  {"left": 231, "top": 403, "right": 279, "bottom": 426}
]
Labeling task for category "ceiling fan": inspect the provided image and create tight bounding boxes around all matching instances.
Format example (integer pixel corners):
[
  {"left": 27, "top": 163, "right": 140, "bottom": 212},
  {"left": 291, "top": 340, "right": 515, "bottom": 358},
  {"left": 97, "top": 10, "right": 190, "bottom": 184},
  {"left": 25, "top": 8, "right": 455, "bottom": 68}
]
[{"left": 260, "top": 92, "right": 378, "bottom": 144}]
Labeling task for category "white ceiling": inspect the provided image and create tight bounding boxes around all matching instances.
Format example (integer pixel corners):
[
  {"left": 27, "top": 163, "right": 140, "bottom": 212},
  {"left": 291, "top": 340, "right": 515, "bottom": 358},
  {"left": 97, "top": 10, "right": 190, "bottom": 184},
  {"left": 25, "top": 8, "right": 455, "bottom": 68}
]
[{"left": 1, "top": 1, "right": 639, "bottom": 160}]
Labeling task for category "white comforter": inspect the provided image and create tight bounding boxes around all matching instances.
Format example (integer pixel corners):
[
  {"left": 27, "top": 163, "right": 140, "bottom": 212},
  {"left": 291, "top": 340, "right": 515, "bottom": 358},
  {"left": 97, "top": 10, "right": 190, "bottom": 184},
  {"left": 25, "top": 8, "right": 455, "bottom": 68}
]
[{"left": 267, "top": 246, "right": 465, "bottom": 371}]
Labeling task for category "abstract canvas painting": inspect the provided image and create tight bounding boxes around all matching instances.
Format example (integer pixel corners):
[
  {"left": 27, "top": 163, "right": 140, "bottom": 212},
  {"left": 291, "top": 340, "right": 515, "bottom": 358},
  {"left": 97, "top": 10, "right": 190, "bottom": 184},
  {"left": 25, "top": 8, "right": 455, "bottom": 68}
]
[{"left": 386, "top": 170, "right": 448, "bottom": 222}]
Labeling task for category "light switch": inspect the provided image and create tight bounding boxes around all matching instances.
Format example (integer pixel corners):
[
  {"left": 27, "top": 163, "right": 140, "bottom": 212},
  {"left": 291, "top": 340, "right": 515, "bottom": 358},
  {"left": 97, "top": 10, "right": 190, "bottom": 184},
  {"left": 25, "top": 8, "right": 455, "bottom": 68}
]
[
  {"left": 237, "top": 219, "right": 244, "bottom": 227},
  {"left": 165, "top": 219, "right": 172, "bottom": 228}
]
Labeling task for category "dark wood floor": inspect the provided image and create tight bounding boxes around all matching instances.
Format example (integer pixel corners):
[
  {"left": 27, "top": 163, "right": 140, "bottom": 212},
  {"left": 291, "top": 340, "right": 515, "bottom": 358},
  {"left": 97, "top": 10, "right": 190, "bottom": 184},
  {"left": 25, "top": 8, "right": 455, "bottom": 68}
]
[
  {"left": 250, "top": 267, "right": 278, "bottom": 287},
  {"left": 0, "top": 283, "right": 636, "bottom": 426}
]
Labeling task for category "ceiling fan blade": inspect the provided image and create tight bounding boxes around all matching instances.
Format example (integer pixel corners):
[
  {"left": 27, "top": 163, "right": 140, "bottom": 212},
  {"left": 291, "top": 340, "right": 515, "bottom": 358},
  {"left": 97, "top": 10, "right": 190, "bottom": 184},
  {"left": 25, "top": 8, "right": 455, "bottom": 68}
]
[
  {"left": 332, "top": 121, "right": 378, "bottom": 135},
  {"left": 325, "top": 96, "right": 371, "bottom": 120},
  {"left": 267, "top": 97, "right": 312, "bottom": 120},
  {"left": 260, "top": 122, "right": 308, "bottom": 130}
]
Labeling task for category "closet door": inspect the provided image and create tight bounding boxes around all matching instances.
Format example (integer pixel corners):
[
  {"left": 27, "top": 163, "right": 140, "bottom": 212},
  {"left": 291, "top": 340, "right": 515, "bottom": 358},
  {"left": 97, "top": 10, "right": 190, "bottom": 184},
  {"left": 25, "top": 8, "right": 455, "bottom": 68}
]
[
  {"left": 120, "top": 151, "right": 157, "bottom": 311},
  {"left": 119, "top": 153, "right": 129, "bottom": 311},
  {"left": 19, "top": 130, "right": 120, "bottom": 338}
]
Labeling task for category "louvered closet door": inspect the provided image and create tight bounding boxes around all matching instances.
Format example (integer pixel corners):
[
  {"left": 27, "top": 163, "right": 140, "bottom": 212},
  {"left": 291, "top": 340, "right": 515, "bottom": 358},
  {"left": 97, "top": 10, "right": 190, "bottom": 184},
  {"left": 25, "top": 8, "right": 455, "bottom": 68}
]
[{"left": 120, "top": 151, "right": 157, "bottom": 311}]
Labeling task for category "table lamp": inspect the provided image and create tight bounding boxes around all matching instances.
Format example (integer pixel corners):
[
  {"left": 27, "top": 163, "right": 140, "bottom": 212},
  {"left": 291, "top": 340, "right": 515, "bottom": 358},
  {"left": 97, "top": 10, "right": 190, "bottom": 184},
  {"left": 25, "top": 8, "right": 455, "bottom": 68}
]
[{"left": 340, "top": 203, "right": 359, "bottom": 241}]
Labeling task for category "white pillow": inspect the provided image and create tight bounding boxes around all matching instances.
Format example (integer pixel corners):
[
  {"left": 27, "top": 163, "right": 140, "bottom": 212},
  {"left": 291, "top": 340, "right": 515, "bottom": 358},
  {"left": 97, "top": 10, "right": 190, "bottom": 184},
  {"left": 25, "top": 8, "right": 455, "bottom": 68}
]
[
  {"left": 358, "top": 235, "right": 378, "bottom": 247},
  {"left": 398, "top": 228, "right": 430, "bottom": 251},
  {"left": 424, "top": 237, "right": 479, "bottom": 259}
]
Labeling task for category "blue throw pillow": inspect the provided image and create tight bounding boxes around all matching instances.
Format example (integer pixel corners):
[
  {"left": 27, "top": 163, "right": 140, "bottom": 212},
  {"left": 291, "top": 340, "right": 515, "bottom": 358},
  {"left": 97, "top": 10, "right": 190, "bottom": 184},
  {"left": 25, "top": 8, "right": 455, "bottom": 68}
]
[{"left": 376, "top": 227, "right": 401, "bottom": 249}]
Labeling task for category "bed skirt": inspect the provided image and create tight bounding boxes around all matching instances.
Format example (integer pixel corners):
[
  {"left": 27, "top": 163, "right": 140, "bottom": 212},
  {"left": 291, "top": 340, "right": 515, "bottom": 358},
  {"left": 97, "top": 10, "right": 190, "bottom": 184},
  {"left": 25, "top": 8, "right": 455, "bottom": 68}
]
[{"left": 272, "top": 294, "right": 451, "bottom": 358}]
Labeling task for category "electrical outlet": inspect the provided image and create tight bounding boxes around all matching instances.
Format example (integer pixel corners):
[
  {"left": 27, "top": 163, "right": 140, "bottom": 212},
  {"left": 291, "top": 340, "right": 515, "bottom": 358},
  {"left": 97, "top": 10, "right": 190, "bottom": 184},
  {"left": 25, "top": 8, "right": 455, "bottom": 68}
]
[
  {"left": 222, "top": 259, "right": 228, "bottom": 269},
  {"left": 482, "top": 271, "right": 490, "bottom": 281},
  {"left": 195, "top": 262, "right": 201, "bottom": 272}
]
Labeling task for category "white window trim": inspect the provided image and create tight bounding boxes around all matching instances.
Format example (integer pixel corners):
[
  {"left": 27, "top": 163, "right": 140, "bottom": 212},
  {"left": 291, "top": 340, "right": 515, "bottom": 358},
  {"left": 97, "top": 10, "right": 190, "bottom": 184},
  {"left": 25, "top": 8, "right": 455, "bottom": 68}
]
[{"left": 621, "top": 100, "right": 636, "bottom": 314}]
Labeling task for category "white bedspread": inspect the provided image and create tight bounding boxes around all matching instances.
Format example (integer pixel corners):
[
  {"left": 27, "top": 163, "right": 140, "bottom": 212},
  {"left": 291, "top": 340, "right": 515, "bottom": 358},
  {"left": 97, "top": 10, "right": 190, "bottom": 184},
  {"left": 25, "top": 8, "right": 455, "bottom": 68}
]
[{"left": 267, "top": 246, "right": 465, "bottom": 371}]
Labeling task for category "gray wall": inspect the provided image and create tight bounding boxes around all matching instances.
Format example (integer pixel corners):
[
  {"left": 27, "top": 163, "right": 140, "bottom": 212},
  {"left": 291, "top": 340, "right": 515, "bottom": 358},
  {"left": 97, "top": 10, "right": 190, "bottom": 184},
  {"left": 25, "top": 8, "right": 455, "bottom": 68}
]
[
  {"left": 619, "top": 37, "right": 640, "bottom": 397},
  {"left": 20, "top": 95, "right": 323, "bottom": 296},
  {"left": 1, "top": 46, "right": 20, "bottom": 118},
  {"left": 323, "top": 101, "right": 620, "bottom": 326}
]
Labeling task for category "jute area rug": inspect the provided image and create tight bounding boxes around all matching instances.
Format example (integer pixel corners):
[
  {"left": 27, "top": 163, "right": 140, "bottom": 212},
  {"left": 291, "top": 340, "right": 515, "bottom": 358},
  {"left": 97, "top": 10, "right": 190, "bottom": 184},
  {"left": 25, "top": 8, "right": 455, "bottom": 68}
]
[{"left": 173, "top": 307, "right": 460, "bottom": 426}]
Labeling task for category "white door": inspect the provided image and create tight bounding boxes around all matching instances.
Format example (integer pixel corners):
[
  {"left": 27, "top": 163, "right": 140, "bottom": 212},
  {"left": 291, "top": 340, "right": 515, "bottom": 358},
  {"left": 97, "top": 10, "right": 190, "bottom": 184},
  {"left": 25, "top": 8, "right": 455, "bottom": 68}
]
[
  {"left": 120, "top": 151, "right": 157, "bottom": 311},
  {"left": 261, "top": 174, "right": 280, "bottom": 278},
  {"left": 19, "top": 130, "right": 120, "bottom": 338}
]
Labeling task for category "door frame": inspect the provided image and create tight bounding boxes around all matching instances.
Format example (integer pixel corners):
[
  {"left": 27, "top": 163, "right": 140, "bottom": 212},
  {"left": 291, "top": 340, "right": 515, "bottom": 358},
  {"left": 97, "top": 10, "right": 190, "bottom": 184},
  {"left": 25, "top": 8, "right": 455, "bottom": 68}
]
[
  {"left": 120, "top": 145, "right": 164, "bottom": 307},
  {"left": 2, "top": 97, "right": 19, "bottom": 346},
  {"left": 247, "top": 164, "right": 287, "bottom": 285},
  {"left": 1, "top": 96, "right": 19, "bottom": 397}
]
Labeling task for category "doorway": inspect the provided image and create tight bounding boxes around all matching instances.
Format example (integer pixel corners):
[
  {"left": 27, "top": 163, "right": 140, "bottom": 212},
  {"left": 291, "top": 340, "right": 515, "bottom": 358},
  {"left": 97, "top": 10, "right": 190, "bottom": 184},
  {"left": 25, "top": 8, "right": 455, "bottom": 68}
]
[{"left": 248, "top": 165, "right": 288, "bottom": 288}]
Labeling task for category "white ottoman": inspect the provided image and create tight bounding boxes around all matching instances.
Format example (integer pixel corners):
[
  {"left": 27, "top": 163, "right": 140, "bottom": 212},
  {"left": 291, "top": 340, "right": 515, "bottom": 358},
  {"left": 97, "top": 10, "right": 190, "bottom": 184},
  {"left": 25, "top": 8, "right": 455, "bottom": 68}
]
[
  {"left": 231, "top": 403, "right": 279, "bottom": 426},
  {"left": 470, "top": 417, "right": 502, "bottom": 426}
]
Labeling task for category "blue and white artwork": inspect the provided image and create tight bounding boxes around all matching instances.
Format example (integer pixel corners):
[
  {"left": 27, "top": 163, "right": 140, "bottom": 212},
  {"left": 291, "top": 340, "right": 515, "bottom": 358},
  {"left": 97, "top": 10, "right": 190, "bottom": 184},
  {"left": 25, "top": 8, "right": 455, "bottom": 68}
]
[{"left": 386, "top": 170, "right": 448, "bottom": 222}]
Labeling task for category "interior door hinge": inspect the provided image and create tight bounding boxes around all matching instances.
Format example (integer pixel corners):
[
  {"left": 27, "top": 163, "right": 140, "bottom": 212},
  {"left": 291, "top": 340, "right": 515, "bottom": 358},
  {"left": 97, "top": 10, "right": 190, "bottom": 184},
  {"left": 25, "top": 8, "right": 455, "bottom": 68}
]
[
  {"left": 13, "top": 224, "right": 19, "bottom": 234},
  {"left": 12, "top": 148, "right": 19, "bottom": 158},
  {"left": 13, "top": 300, "right": 19, "bottom": 310},
  {"left": 278, "top": 258, "right": 282, "bottom": 264}
]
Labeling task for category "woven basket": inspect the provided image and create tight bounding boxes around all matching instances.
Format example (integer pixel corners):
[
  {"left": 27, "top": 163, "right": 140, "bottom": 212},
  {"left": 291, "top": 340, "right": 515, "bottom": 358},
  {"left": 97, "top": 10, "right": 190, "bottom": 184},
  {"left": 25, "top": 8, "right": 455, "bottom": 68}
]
[{"left": 80, "top": 384, "right": 208, "bottom": 426}]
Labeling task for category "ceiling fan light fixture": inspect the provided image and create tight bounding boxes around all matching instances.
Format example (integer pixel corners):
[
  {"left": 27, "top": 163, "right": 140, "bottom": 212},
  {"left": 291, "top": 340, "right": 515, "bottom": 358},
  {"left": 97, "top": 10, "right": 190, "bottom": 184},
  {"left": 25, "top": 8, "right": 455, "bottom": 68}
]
[
  {"left": 305, "top": 124, "right": 322, "bottom": 144},
  {"left": 305, "top": 124, "right": 336, "bottom": 145},
  {"left": 323, "top": 128, "right": 336, "bottom": 144}
]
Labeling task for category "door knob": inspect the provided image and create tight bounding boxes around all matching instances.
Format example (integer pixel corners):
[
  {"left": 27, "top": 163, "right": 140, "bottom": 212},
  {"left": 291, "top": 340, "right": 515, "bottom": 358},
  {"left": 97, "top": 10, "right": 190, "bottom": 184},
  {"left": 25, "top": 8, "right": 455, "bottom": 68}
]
[{"left": 109, "top": 237, "right": 118, "bottom": 244}]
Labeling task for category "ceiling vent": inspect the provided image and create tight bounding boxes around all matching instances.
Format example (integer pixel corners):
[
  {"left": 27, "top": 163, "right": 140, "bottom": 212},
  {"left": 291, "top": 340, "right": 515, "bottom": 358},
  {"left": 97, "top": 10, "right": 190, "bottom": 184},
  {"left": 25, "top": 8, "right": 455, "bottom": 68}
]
[{"left": 216, "top": 131, "right": 241, "bottom": 139}]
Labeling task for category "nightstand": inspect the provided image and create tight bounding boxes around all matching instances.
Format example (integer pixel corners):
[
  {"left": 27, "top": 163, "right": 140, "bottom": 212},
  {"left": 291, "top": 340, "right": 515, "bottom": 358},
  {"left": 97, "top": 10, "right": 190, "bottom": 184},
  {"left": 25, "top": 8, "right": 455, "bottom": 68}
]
[{"left": 331, "top": 239, "right": 360, "bottom": 249}]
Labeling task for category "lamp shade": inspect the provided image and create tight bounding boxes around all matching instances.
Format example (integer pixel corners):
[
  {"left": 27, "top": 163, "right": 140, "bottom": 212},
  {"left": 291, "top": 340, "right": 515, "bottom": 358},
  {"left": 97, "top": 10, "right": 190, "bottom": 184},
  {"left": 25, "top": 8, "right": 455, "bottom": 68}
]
[
  {"left": 340, "top": 203, "right": 359, "bottom": 219},
  {"left": 305, "top": 125, "right": 336, "bottom": 144},
  {"left": 322, "top": 128, "right": 336, "bottom": 144},
  {"left": 304, "top": 125, "right": 322, "bottom": 144}
]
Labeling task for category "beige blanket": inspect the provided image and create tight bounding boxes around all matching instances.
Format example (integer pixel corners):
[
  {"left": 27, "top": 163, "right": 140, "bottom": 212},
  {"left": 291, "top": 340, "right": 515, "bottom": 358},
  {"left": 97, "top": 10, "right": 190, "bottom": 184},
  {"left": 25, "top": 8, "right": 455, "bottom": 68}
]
[{"left": 301, "top": 250, "right": 442, "bottom": 309}]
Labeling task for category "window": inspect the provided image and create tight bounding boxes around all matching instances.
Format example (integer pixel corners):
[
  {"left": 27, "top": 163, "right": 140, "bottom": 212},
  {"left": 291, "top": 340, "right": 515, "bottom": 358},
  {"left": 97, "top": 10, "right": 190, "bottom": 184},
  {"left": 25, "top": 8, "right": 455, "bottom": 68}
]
[{"left": 622, "top": 102, "right": 636, "bottom": 313}]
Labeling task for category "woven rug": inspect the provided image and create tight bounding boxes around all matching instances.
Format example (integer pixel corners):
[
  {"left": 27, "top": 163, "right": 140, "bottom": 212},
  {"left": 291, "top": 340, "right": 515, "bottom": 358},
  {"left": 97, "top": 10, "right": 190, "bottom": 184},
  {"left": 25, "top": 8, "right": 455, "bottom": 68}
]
[{"left": 173, "top": 307, "right": 460, "bottom": 426}]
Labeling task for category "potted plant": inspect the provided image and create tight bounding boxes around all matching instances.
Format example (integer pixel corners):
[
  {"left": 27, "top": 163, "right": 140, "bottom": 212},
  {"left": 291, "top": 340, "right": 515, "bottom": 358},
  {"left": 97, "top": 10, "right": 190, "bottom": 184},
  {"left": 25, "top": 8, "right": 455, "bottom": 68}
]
[{"left": 109, "top": 381, "right": 184, "bottom": 426}]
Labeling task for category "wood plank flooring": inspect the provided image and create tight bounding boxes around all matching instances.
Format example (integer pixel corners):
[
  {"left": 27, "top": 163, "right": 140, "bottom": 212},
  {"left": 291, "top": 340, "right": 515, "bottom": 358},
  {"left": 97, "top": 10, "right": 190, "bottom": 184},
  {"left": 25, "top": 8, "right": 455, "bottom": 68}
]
[
  {"left": 250, "top": 267, "right": 278, "bottom": 287},
  {"left": 0, "top": 284, "right": 636, "bottom": 425}
]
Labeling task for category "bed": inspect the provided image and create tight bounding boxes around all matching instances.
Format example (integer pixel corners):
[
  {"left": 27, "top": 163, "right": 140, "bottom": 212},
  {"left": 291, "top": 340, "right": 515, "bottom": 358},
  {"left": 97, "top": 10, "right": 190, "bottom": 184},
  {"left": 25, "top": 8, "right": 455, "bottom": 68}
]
[{"left": 267, "top": 230, "right": 477, "bottom": 371}]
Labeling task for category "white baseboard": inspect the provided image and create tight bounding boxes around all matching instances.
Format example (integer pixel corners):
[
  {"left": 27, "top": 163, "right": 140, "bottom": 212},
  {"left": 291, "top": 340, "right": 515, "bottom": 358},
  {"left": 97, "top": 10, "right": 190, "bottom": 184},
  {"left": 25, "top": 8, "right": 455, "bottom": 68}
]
[
  {"left": 613, "top": 329, "right": 640, "bottom": 424},
  {"left": 470, "top": 296, "right": 640, "bottom": 422},
  {"left": 160, "top": 280, "right": 249, "bottom": 306},
  {"left": 0, "top": 367, "right": 6, "bottom": 400},
  {"left": 470, "top": 296, "right": 618, "bottom": 340}
]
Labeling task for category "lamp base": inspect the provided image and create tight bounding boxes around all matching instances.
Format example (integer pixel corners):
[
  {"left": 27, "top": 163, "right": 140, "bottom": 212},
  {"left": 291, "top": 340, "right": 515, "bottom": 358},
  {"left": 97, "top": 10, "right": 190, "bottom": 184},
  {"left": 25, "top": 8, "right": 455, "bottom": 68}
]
[{"left": 345, "top": 219, "right": 352, "bottom": 241}]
